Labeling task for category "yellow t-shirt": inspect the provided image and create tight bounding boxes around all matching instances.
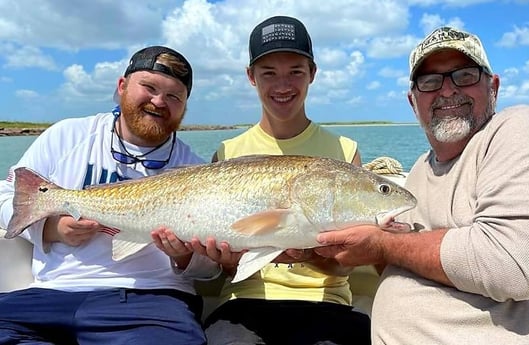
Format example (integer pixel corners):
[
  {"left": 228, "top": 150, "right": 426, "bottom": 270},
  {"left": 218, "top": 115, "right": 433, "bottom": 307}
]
[{"left": 216, "top": 122, "right": 379, "bottom": 313}]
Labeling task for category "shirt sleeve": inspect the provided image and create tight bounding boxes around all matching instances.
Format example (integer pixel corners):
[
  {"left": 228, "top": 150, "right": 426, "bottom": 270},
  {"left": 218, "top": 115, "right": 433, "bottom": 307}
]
[
  {"left": 441, "top": 106, "right": 529, "bottom": 302},
  {"left": 172, "top": 253, "right": 222, "bottom": 280}
]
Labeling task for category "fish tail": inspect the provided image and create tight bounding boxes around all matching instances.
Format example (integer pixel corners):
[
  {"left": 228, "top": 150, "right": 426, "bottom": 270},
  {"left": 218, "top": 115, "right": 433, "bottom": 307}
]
[{"left": 5, "top": 167, "right": 61, "bottom": 239}]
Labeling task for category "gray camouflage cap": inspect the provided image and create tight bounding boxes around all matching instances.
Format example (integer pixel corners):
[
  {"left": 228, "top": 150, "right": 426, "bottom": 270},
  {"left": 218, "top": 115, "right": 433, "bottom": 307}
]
[{"left": 409, "top": 26, "right": 493, "bottom": 80}]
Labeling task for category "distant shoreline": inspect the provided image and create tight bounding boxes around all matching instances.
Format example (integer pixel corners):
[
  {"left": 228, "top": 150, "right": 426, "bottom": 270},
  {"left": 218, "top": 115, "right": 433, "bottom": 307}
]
[
  {"left": 0, "top": 121, "right": 418, "bottom": 137},
  {"left": 0, "top": 124, "right": 241, "bottom": 137}
]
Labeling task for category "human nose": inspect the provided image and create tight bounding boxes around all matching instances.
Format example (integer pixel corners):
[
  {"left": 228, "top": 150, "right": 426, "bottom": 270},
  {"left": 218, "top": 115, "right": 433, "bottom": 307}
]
[
  {"left": 275, "top": 76, "right": 292, "bottom": 92},
  {"left": 150, "top": 93, "right": 167, "bottom": 107},
  {"left": 438, "top": 74, "right": 458, "bottom": 96}
]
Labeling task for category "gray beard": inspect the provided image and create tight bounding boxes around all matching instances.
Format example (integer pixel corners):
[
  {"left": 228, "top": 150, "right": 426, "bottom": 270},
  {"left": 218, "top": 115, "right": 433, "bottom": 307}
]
[{"left": 429, "top": 115, "right": 473, "bottom": 143}]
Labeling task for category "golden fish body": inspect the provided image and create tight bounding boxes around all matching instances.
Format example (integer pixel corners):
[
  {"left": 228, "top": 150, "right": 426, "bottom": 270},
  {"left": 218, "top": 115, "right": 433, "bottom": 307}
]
[{"left": 6, "top": 155, "right": 416, "bottom": 282}]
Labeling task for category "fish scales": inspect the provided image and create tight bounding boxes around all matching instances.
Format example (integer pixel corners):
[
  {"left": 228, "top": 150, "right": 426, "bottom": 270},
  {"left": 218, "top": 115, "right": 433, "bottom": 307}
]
[{"left": 5, "top": 155, "right": 417, "bottom": 282}]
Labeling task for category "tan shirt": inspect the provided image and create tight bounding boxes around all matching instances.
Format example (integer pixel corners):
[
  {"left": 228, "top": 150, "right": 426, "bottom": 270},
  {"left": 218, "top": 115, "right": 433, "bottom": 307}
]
[{"left": 372, "top": 105, "right": 529, "bottom": 344}]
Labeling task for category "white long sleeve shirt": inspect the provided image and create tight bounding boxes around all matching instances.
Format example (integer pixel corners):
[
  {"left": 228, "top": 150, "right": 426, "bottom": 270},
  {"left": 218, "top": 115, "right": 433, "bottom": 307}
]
[{"left": 0, "top": 112, "right": 220, "bottom": 294}]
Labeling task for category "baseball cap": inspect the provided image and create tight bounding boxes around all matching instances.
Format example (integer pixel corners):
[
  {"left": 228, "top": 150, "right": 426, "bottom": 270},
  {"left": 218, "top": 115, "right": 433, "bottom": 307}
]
[
  {"left": 113, "top": 46, "right": 193, "bottom": 103},
  {"left": 249, "top": 16, "right": 313, "bottom": 66},
  {"left": 409, "top": 26, "right": 493, "bottom": 80}
]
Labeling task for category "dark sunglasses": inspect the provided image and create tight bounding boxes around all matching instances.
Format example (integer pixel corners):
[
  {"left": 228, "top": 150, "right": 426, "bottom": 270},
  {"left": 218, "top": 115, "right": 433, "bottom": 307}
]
[{"left": 110, "top": 116, "right": 175, "bottom": 170}]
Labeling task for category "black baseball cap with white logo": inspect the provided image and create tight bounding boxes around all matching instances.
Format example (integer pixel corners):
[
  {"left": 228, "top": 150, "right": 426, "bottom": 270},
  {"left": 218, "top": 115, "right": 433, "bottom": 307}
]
[{"left": 248, "top": 16, "right": 313, "bottom": 66}]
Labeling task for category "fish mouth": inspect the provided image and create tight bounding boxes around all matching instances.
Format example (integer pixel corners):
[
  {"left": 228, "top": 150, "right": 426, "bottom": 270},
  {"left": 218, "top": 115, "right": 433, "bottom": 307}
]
[{"left": 375, "top": 205, "right": 415, "bottom": 229}]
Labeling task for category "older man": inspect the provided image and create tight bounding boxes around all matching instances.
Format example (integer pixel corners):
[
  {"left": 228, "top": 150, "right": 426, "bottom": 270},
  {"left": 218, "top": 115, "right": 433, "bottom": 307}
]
[{"left": 316, "top": 26, "right": 529, "bottom": 344}]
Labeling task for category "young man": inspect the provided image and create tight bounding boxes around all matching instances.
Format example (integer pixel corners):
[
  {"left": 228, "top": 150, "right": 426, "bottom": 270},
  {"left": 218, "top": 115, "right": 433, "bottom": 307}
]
[
  {"left": 316, "top": 27, "right": 529, "bottom": 344},
  {"left": 204, "top": 15, "right": 372, "bottom": 345},
  {"left": 0, "top": 46, "right": 220, "bottom": 345}
]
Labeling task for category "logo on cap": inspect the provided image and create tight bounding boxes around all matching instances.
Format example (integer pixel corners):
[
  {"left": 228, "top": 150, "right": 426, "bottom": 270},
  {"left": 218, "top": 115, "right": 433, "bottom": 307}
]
[
  {"left": 248, "top": 16, "right": 313, "bottom": 66},
  {"left": 261, "top": 23, "right": 296, "bottom": 43},
  {"left": 409, "top": 26, "right": 493, "bottom": 80},
  {"left": 419, "top": 27, "right": 469, "bottom": 51}
]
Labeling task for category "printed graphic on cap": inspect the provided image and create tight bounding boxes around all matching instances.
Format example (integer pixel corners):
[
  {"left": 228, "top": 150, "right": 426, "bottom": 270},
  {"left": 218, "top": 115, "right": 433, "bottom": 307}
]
[
  {"left": 261, "top": 23, "right": 296, "bottom": 44},
  {"left": 419, "top": 27, "right": 469, "bottom": 51}
]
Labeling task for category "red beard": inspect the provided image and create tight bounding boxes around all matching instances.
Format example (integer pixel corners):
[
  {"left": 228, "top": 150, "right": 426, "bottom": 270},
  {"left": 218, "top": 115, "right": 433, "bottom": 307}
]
[{"left": 119, "top": 90, "right": 183, "bottom": 144}]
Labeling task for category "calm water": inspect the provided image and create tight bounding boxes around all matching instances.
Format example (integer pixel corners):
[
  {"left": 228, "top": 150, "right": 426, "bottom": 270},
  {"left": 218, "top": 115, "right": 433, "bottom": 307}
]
[{"left": 0, "top": 125, "right": 430, "bottom": 180}]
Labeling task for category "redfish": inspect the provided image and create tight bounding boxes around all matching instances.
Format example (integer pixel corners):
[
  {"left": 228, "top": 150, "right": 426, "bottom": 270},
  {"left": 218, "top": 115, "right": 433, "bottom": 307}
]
[{"left": 5, "top": 155, "right": 416, "bottom": 282}]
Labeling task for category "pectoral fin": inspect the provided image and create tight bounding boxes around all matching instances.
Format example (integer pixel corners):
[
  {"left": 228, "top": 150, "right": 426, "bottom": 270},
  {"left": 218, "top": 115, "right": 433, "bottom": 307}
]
[
  {"left": 231, "top": 247, "right": 283, "bottom": 283},
  {"left": 230, "top": 209, "right": 295, "bottom": 235}
]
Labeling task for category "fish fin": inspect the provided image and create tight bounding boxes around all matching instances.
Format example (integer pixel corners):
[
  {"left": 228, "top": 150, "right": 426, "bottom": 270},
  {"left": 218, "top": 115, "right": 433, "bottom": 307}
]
[
  {"left": 231, "top": 210, "right": 294, "bottom": 235},
  {"left": 63, "top": 202, "right": 81, "bottom": 221},
  {"left": 111, "top": 238, "right": 150, "bottom": 261},
  {"left": 231, "top": 247, "right": 283, "bottom": 283},
  {"left": 6, "top": 167, "right": 60, "bottom": 239}
]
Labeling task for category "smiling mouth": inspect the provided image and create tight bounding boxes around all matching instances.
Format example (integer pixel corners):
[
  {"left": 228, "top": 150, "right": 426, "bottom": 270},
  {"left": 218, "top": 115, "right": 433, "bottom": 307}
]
[
  {"left": 434, "top": 102, "right": 471, "bottom": 117},
  {"left": 272, "top": 95, "right": 295, "bottom": 103},
  {"left": 142, "top": 107, "right": 165, "bottom": 118}
]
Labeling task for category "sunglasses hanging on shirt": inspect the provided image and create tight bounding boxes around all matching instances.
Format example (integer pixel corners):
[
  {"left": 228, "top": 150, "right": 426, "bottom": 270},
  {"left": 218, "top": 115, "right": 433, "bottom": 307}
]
[{"left": 110, "top": 113, "right": 175, "bottom": 170}]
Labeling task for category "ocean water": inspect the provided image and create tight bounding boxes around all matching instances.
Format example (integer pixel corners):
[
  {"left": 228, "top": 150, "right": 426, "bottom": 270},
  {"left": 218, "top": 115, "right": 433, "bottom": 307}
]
[{"left": 0, "top": 125, "right": 430, "bottom": 180}]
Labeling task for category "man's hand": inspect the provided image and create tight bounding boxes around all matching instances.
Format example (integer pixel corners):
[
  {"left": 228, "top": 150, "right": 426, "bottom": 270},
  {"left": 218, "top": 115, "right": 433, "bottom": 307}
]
[
  {"left": 151, "top": 227, "right": 191, "bottom": 258},
  {"left": 150, "top": 228, "right": 246, "bottom": 275},
  {"left": 151, "top": 227, "right": 194, "bottom": 269},
  {"left": 314, "top": 224, "right": 386, "bottom": 267},
  {"left": 43, "top": 215, "right": 100, "bottom": 247}
]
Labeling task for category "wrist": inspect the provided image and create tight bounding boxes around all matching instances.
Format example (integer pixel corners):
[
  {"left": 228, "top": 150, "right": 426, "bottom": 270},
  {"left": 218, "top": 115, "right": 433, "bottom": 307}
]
[{"left": 171, "top": 253, "right": 193, "bottom": 271}]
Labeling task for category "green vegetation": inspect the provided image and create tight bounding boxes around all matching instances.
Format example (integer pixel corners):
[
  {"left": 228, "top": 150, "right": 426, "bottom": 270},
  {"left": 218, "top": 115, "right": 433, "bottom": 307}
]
[{"left": 0, "top": 121, "right": 51, "bottom": 129}]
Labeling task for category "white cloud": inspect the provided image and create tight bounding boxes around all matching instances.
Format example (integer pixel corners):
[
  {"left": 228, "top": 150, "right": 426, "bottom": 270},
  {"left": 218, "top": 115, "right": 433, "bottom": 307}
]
[
  {"left": 367, "top": 81, "right": 381, "bottom": 90},
  {"left": 379, "top": 67, "right": 404, "bottom": 78},
  {"left": 0, "top": 0, "right": 168, "bottom": 49},
  {"left": 397, "top": 76, "right": 411, "bottom": 87},
  {"left": 15, "top": 89, "right": 39, "bottom": 98},
  {"left": 347, "top": 51, "right": 365, "bottom": 76},
  {"left": 318, "top": 48, "right": 349, "bottom": 67},
  {"left": 524, "top": 60, "right": 529, "bottom": 73},
  {"left": 419, "top": 13, "right": 465, "bottom": 35},
  {"left": 367, "top": 35, "right": 418, "bottom": 59},
  {"left": 0, "top": 43, "right": 56, "bottom": 70},
  {"left": 0, "top": 0, "right": 527, "bottom": 125},
  {"left": 60, "top": 61, "right": 121, "bottom": 102},
  {"left": 498, "top": 25, "right": 529, "bottom": 47}
]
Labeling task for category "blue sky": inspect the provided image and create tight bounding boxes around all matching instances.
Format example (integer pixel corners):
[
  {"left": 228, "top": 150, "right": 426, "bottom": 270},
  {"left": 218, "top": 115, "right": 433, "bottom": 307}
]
[{"left": 1, "top": 0, "right": 528, "bottom": 126}]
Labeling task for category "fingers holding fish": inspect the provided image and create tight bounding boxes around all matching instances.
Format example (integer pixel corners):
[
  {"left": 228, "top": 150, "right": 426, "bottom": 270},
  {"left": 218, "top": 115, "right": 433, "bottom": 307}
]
[
  {"left": 151, "top": 227, "right": 191, "bottom": 258},
  {"left": 191, "top": 237, "right": 246, "bottom": 270},
  {"left": 43, "top": 215, "right": 100, "bottom": 247},
  {"left": 381, "top": 221, "right": 412, "bottom": 233},
  {"left": 314, "top": 224, "right": 386, "bottom": 267}
]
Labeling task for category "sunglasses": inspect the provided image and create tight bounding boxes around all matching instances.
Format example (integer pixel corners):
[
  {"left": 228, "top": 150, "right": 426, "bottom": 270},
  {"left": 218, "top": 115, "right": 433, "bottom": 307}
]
[
  {"left": 413, "top": 66, "right": 487, "bottom": 92},
  {"left": 110, "top": 116, "right": 175, "bottom": 170}
]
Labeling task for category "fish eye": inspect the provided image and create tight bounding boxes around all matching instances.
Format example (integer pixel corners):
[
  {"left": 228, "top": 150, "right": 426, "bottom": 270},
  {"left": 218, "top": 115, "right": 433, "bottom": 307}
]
[{"left": 378, "top": 184, "right": 391, "bottom": 195}]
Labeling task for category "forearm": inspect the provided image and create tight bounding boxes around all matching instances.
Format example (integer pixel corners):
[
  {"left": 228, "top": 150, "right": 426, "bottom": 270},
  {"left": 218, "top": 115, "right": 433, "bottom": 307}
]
[
  {"left": 380, "top": 229, "right": 452, "bottom": 286},
  {"left": 176, "top": 253, "right": 222, "bottom": 280},
  {"left": 43, "top": 216, "right": 61, "bottom": 244}
]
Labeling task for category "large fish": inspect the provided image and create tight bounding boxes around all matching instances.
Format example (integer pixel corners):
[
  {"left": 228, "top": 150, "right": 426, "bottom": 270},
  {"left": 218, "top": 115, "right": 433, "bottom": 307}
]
[{"left": 5, "top": 155, "right": 416, "bottom": 283}]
